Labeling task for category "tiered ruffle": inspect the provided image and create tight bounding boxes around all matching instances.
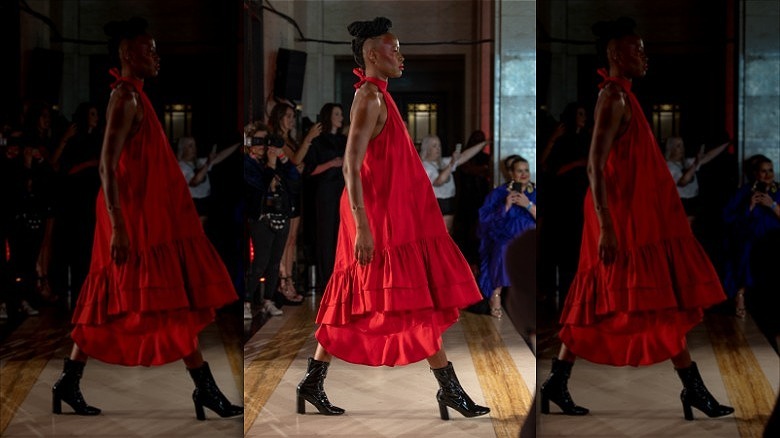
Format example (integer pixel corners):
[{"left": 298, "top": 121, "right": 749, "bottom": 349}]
[
  {"left": 315, "top": 234, "right": 482, "bottom": 366},
  {"left": 559, "top": 236, "right": 725, "bottom": 366},
  {"left": 71, "top": 236, "right": 237, "bottom": 366}
]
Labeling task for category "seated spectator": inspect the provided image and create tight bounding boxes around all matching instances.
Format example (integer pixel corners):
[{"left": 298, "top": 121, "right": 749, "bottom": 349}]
[
  {"left": 419, "top": 134, "right": 489, "bottom": 234},
  {"left": 722, "top": 154, "right": 780, "bottom": 318},
  {"left": 477, "top": 155, "right": 537, "bottom": 318},
  {"left": 177, "top": 136, "right": 239, "bottom": 229}
]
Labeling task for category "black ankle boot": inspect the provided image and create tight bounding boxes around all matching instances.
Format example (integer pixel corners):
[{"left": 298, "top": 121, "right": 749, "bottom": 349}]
[
  {"left": 187, "top": 362, "right": 243, "bottom": 420},
  {"left": 52, "top": 358, "right": 101, "bottom": 415},
  {"left": 431, "top": 361, "right": 490, "bottom": 420},
  {"left": 675, "top": 361, "right": 734, "bottom": 420},
  {"left": 540, "top": 358, "right": 589, "bottom": 415},
  {"left": 296, "top": 357, "right": 345, "bottom": 415}
]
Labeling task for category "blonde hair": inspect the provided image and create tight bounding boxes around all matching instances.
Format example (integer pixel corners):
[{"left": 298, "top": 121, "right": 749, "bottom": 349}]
[
  {"left": 419, "top": 135, "right": 441, "bottom": 162},
  {"left": 664, "top": 136, "right": 683, "bottom": 161},
  {"left": 177, "top": 136, "right": 196, "bottom": 161}
]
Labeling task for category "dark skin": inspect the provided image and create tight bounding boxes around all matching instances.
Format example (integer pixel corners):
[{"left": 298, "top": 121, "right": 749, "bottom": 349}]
[
  {"left": 558, "top": 34, "right": 692, "bottom": 369},
  {"left": 70, "top": 33, "right": 205, "bottom": 368},
  {"left": 313, "top": 32, "right": 450, "bottom": 369}
]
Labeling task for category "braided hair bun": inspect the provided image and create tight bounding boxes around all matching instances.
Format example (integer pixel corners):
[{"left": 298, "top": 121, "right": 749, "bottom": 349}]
[
  {"left": 592, "top": 17, "right": 637, "bottom": 67},
  {"left": 104, "top": 17, "right": 149, "bottom": 67},
  {"left": 347, "top": 17, "right": 392, "bottom": 68}
]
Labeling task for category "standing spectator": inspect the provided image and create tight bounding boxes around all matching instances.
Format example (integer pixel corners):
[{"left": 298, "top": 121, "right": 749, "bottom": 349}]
[
  {"left": 267, "top": 102, "right": 321, "bottom": 300},
  {"left": 477, "top": 156, "right": 537, "bottom": 318},
  {"left": 303, "top": 103, "right": 347, "bottom": 291},
  {"left": 243, "top": 122, "right": 301, "bottom": 318},
  {"left": 177, "top": 136, "right": 239, "bottom": 230},
  {"left": 419, "top": 134, "right": 488, "bottom": 234}
]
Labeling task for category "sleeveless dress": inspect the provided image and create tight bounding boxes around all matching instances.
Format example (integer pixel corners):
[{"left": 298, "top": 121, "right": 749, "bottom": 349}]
[
  {"left": 314, "top": 69, "right": 483, "bottom": 366},
  {"left": 558, "top": 69, "right": 726, "bottom": 366},
  {"left": 70, "top": 69, "right": 238, "bottom": 366}
]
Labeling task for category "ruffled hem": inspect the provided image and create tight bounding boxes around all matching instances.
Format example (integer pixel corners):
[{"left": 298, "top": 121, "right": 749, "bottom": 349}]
[
  {"left": 559, "top": 308, "right": 700, "bottom": 366},
  {"left": 72, "top": 308, "right": 214, "bottom": 366},
  {"left": 70, "top": 236, "right": 237, "bottom": 366},
  {"left": 558, "top": 236, "right": 725, "bottom": 366},
  {"left": 315, "top": 235, "right": 482, "bottom": 366},
  {"left": 72, "top": 236, "right": 237, "bottom": 325}
]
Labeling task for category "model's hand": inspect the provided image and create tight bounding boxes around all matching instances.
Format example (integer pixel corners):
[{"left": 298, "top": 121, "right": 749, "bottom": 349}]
[
  {"left": 354, "top": 229, "right": 374, "bottom": 266},
  {"left": 110, "top": 225, "right": 130, "bottom": 266},
  {"left": 598, "top": 225, "right": 618, "bottom": 265}
]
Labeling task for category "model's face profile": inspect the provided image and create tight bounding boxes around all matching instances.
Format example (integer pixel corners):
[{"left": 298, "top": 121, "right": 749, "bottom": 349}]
[
  {"left": 125, "top": 34, "right": 160, "bottom": 78},
  {"left": 369, "top": 33, "right": 404, "bottom": 78},
  {"left": 615, "top": 35, "right": 648, "bottom": 79}
]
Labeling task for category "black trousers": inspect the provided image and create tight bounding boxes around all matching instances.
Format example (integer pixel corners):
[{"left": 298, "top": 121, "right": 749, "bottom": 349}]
[{"left": 246, "top": 217, "right": 289, "bottom": 304}]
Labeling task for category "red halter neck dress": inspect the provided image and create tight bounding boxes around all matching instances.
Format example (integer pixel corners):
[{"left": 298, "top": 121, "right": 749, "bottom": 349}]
[
  {"left": 314, "top": 69, "right": 483, "bottom": 366},
  {"left": 558, "top": 69, "right": 726, "bottom": 366},
  {"left": 70, "top": 69, "right": 238, "bottom": 366}
]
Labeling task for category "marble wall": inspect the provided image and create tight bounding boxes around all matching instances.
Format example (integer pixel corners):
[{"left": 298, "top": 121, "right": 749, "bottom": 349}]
[{"left": 741, "top": 0, "right": 780, "bottom": 172}]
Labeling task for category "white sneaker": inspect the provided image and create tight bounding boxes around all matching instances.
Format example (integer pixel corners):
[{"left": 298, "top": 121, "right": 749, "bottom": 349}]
[
  {"left": 0, "top": 303, "right": 8, "bottom": 319},
  {"left": 21, "top": 300, "right": 39, "bottom": 316},
  {"left": 244, "top": 301, "right": 253, "bottom": 320},
  {"left": 263, "top": 300, "right": 283, "bottom": 316}
]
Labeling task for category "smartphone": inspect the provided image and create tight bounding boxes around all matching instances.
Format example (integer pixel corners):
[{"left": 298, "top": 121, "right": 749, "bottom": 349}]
[
  {"left": 455, "top": 143, "right": 462, "bottom": 154},
  {"left": 211, "top": 144, "right": 217, "bottom": 154}
]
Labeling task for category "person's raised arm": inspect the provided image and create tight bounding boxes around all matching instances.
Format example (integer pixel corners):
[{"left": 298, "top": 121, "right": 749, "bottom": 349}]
[
  {"left": 588, "top": 84, "right": 626, "bottom": 265},
  {"left": 344, "top": 85, "right": 382, "bottom": 266},
  {"left": 698, "top": 140, "right": 731, "bottom": 167},
  {"left": 99, "top": 86, "right": 138, "bottom": 265},
  {"left": 454, "top": 140, "right": 489, "bottom": 166},
  {"left": 210, "top": 142, "right": 241, "bottom": 166}
]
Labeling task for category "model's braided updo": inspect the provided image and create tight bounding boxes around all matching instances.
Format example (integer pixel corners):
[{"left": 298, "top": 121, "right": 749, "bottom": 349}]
[
  {"left": 347, "top": 17, "right": 392, "bottom": 68},
  {"left": 104, "top": 17, "right": 149, "bottom": 68},
  {"left": 592, "top": 16, "right": 637, "bottom": 68}
]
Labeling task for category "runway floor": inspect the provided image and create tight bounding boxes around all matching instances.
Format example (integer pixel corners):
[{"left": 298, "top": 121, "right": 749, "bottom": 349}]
[{"left": 0, "top": 306, "right": 244, "bottom": 437}]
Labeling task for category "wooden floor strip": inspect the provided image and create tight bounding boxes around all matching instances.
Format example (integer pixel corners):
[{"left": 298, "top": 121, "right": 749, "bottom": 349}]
[
  {"left": 461, "top": 311, "right": 532, "bottom": 438},
  {"left": 243, "top": 304, "right": 316, "bottom": 434},
  {"left": 706, "top": 314, "right": 776, "bottom": 438}
]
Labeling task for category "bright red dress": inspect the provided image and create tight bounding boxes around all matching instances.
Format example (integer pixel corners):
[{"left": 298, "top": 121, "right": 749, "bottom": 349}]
[
  {"left": 558, "top": 69, "right": 726, "bottom": 366},
  {"left": 314, "top": 69, "right": 482, "bottom": 366},
  {"left": 70, "top": 69, "right": 237, "bottom": 366}
]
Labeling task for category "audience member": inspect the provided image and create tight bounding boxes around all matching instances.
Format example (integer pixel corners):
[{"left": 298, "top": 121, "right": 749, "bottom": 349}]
[
  {"left": 477, "top": 155, "right": 537, "bottom": 318},
  {"left": 303, "top": 103, "right": 347, "bottom": 291},
  {"left": 722, "top": 154, "right": 780, "bottom": 318},
  {"left": 419, "top": 134, "right": 489, "bottom": 234}
]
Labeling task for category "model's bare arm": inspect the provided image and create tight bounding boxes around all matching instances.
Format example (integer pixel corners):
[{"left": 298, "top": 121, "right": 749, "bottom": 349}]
[
  {"left": 344, "top": 85, "right": 382, "bottom": 265},
  {"left": 99, "top": 86, "right": 138, "bottom": 265},
  {"left": 587, "top": 84, "right": 626, "bottom": 264}
]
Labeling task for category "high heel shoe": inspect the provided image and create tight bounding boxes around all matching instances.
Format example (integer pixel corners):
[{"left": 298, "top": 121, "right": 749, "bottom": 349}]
[
  {"left": 187, "top": 362, "right": 243, "bottom": 420},
  {"left": 296, "top": 357, "right": 345, "bottom": 415},
  {"left": 540, "top": 358, "right": 589, "bottom": 415},
  {"left": 675, "top": 361, "right": 734, "bottom": 420},
  {"left": 431, "top": 361, "right": 490, "bottom": 420},
  {"left": 279, "top": 277, "right": 303, "bottom": 303},
  {"left": 52, "top": 358, "right": 101, "bottom": 415}
]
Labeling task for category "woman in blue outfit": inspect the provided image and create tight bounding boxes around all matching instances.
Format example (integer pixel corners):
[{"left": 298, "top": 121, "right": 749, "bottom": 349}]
[
  {"left": 478, "top": 155, "right": 537, "bottom": 318},
  {"left": 722, "top": 154, "right": 780, "bottom": 318}
]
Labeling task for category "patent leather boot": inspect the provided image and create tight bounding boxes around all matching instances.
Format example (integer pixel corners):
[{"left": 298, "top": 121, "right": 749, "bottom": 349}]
[
  {"left": 188, "top": 362, "right": 244, "bottom": 420},
  {"left": 431, "top": 361, "right": 490, "bottom": 420},
  {"left": 296, "top": 357, "right": 345, "bottom": 415},
  {"left": 675, "top": 362, "right": 734, "bottom": 421},
  {"left": 52, "top": 358, "right": 101, "bottom": 415},
  {"left": 540, "top": 358, "right": 589, "bottom": 415}
]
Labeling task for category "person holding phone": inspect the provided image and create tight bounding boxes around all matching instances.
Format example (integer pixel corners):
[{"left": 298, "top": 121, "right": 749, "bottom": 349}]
[
  {"left": 722, "top": 154, "right": 780, "bottom": 318},
  {"left": 177, "top": 137, "right": 239, "bottom": 230},
  {"left": 477, "top": 155, "right": 536, "bottom": 318},
  {"left": 419, "top": 134, "right": 488, "bottom": 234}
]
